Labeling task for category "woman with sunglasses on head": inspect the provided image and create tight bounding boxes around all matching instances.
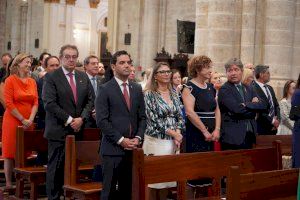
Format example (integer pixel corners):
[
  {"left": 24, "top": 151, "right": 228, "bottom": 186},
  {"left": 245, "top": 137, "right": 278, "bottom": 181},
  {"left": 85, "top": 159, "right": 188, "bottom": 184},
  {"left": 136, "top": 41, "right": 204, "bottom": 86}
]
[{"left": 143, "top": 62, "right": 185, "bottom": 197}]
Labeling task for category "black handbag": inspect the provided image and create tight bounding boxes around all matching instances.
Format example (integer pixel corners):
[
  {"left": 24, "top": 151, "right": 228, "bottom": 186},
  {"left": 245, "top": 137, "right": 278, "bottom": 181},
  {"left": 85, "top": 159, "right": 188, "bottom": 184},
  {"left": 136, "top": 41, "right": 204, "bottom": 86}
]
[{"left": 289, "top": 105, "right": 300, "bottom": 120}]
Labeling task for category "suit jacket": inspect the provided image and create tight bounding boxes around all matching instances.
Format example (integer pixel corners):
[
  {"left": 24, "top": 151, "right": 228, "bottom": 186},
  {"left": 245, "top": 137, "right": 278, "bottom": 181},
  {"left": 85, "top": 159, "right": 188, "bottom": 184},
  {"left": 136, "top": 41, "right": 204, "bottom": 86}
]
[
  {"left": 85, "top": 75, "right": 103, "bottom": 128},
  {"left": 37, "top": 77, "right": 46, "bottom": 129},
  {"left": 42, "top": 67, "right": 94, "bottom": 141},
  {"left": 218, "top": 82, "right": 267, "bottom": 145},
  {"left": 252, "top": 81, "right": 281, "bottom": 134},
  {"left": 95, "top": 78, "right": 146, "bottom": 156}
]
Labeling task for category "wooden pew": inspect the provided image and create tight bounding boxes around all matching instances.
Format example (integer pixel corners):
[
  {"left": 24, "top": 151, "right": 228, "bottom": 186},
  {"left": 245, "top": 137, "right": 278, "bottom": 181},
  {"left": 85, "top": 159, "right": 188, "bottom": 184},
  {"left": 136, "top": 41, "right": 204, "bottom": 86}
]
[
  {"left": 227, "top": 166, "right": 299, "bottom": 200},
  {"left": 14, "top": 126, "right": 47, "bottom": 200},
  {"left": 63, "top": 135, "right": 102, "bottom": 200},
  {"left": 132, "top": 141, "right": 282, "bottom": 200},
  {"left": 255, "top": 135, "right": 292, "bottom": 155}
]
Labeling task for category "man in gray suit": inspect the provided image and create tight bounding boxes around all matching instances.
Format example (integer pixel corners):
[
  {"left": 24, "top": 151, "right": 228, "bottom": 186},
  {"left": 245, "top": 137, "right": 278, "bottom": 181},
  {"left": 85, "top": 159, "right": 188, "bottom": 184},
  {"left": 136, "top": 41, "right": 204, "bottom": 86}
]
[
  {"left": 96, "top": 50, "right": 146, "bottom": 200},
  {"left": 84, "top": 55, "right": 103, "bottom": 128},
  {"left": 42, "top": 45, "right": 94, "bottom": 200}
]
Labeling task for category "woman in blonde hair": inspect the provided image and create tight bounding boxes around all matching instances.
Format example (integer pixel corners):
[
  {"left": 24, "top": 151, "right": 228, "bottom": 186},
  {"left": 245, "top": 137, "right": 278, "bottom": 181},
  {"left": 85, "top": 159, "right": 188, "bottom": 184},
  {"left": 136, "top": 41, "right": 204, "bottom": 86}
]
[
  {"left": 2, "top": 53, "right": 38, "bottom": 188},
  {"left": 143, "top": 62, "right": 185, "bottom": 195},
  {"left": 242, "top": 68, "right": 255, "bottom": 86}
]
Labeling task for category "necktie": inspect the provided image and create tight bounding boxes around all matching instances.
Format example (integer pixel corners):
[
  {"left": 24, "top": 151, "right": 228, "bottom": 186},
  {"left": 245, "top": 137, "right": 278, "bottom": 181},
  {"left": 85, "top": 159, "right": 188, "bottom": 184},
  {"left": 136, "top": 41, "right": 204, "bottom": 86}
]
[
  {"left": 91, "top": 77, "right": 97, "bottom": 95},
  {"left": 67, "top": 72, "right": 77, "bottom": 103},
  {"left": 122, "top": 82, "right": 130, "bottom": 110},
  {"left": 236, "top": 84, "right": 245, "bottom": 102},
  {"left": 264, "top": 85, "right": 275, "bottom": 118}
]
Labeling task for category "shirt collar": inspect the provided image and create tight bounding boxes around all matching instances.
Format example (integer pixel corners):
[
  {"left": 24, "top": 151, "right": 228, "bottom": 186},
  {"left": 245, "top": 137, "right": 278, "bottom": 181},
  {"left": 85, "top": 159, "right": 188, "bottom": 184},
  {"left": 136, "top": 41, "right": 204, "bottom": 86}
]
[
  {"left": 255, "top": 80, "right": 265, "bottom": 88},
  {"left": 86, "top": 72, "right": 95, "bottom": 80},
  {"left": 114, "top": 76, "right": 129, "bottom": 86},
  {"left": 62, "top": 66, "right": 75, "bottom": 75}
]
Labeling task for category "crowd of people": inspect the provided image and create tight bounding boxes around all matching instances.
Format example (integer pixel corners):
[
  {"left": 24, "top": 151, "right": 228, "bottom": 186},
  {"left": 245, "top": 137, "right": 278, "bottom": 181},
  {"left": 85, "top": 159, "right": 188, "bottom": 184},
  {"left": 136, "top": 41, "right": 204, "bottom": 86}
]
[{"left": 0, "top": 44, "right": 300, "bottom": 200}]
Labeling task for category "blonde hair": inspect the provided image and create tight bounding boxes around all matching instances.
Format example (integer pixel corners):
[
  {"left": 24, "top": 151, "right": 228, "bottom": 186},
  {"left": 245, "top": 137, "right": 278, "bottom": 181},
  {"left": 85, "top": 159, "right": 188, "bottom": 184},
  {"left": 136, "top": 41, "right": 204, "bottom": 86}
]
[
  {"left": 242, "top": 68, "right": 254, "bottom": 85},
  {"left": 10, "top": 53, "right": 31, "bottom": 77},
  {"left": 144, "top": 62, "right": 172, "bottom": 92}
]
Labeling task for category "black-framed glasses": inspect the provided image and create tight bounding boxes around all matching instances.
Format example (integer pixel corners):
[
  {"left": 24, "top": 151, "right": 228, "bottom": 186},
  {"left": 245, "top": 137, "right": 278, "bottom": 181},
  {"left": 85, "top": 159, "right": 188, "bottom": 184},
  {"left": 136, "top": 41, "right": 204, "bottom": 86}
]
[
  {"left": 156, "top": 70, "right": 172, "bottom": 75},
  {"left": 63, "top": 55, "right": 78, "bottom": 60}
]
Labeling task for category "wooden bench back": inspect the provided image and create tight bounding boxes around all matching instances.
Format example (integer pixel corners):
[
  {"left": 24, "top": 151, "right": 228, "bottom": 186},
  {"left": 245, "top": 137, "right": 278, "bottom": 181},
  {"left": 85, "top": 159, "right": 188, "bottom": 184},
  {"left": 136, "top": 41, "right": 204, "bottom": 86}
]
[
  {"left": 255, "top": 135, "right": 292, "bottom": 155},
  {"left": 64, "top": 135, "right": 100, "bottom": 185},
  {"left": 132, "top": 141, "right": 282, "bottom": 200},
  {"left": 82, "top": 128, "right": 101, "bottom": 141},
  {"left": 227, "top": 166, "right": 299, "bottom": 200},
  {"left": 15, "top": 126, "right": 46, "bottom": 168}
]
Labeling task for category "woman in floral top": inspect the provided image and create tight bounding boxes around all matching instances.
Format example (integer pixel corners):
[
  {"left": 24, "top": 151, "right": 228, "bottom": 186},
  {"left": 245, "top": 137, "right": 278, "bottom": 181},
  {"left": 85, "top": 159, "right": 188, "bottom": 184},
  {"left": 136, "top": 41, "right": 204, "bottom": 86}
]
[{"left": 143, "top": 62, "right": 185, "bottom": 190}]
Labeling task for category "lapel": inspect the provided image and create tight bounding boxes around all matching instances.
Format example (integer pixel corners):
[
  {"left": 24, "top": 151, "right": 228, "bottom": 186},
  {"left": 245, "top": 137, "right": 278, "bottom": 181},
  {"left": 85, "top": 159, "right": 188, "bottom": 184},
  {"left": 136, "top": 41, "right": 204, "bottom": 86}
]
[
  {"left": 57, "top": 68, "right": 76, "bottom": 105},
  {"left": 227, "top": 82, "right": 244, "bottom": 103},
  {"left": 111, "top": 78, "right": 130, "bottom": 112},
  {"left": 129, "top": 82, "right": 135, "bottom": 112},
  {"left": 254, "top": 82, "right": 268, "bottom": 101}
]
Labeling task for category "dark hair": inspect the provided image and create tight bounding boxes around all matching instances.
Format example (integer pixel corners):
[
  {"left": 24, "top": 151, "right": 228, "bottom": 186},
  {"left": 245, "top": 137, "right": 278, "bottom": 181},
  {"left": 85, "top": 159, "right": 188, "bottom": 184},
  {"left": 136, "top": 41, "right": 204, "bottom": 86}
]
[
  {"left": 83, "top": 55, "right": 99, "bottom": 66},
  {"left": 44, "top": 56, "right": 60, "bottom": 68},
  {"left": 171, "top": 69, "right": 181, "bottom": 80},
  {"left": 282, "top": 80, "right": 295, "bottom": 99},
  {"left": 1, "top": 53, "right": 12, "bottom": 60},
  {"left": 296, "top": 74, "right": 300, "bottom": 89},
  {"left": 39, "top": 52, "right": 51, "bottom": 62},
  {"left": 254, "top": 65, "right": 269, "bottom": 79},
  {"left": 225, "top": 58, "right": 243, "bottom": 71},
  {"left": 110, "top": 50, "right": 131, "bottom": 65},
  {"left": 1, "top": 56, "right": 15, "bottom": 83},
  {"left": 188, "top": 55, "right": 212, "bottom": 78},
  {"left": 59, "top": 44, "right": 79, "bottom": 58}
]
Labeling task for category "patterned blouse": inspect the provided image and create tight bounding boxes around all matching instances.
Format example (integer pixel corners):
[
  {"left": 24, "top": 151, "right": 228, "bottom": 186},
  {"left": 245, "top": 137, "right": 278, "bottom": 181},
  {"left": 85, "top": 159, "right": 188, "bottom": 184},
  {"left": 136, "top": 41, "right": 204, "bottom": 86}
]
[{"left": 144, "top": 90, "right": 185, "bottom": 140}]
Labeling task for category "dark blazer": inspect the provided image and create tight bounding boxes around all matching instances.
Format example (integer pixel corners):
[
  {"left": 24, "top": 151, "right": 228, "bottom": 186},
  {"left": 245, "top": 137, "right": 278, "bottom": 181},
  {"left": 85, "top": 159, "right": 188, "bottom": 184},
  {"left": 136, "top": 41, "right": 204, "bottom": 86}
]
[
  {"left": 218, "top": 82, "right": 267, "bottom": 145},
  {"left": 42, "top": 67, "right": 94, "bottom": 141},
  {"left": 37, "top": 77, "right": 45, "bottom": 129},
  {"left": 85, "top": 75, "right": 103, "bottom": 128},
  {"left": 95, "top": 78, "right": 146, "bottom": 156},
  {"left": 252, "top": 81, "right": 280, "bottom": 134}
]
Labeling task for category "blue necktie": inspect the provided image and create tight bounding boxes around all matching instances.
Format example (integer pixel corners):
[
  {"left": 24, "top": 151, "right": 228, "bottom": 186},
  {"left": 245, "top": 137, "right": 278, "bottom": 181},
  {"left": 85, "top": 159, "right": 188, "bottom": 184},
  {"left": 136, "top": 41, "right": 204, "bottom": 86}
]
[
  {"left": 91, "top": 77, "right": 97, "bottom": 95},
  {"left": 264, "top": 85, "right": 275, "bottom": 118}
]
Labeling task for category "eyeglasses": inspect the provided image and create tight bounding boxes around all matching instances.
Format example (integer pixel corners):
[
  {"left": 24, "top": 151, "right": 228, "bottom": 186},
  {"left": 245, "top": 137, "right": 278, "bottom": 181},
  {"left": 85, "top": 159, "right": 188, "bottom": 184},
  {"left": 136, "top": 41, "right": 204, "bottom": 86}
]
[
  {"left": 156, "top": 70, "right": 172, "bottom": 75},
  {"left": 63, "top": 55, "right": 78, "bottom": 60}
]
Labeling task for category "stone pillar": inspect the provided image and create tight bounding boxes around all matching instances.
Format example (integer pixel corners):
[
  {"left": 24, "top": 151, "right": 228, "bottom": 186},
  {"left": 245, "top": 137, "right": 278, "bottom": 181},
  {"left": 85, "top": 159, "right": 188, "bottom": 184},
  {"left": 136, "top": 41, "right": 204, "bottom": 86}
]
[
  {"left": 139, "top": 0, "right": 160, "bottom": 69},
  {"left": 107, "top": 0, "right": 119, "bottom": 52},
  {"left": 89, "top": 8, "right": 98, "bottom": 55},
  {"left": 263, "top": 0, "right": 296, "bottom": 81},
  {"left": 65, "top": 3, "right": 73, "bottom": 44},
  {"left": 9, "top": 0, "right": 22, "bottom": 55},
  {"left": 195, "top": 0, "right": 243, "bottom": 71},
  {"left": 0, "top": 0, "right": 6, "bottom": 55}
]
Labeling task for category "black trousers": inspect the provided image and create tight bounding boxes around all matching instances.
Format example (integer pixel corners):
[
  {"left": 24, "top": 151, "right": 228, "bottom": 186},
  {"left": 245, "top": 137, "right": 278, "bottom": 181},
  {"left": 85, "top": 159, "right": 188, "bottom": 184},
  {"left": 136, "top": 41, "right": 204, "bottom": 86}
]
[
  {"left": 222, "top": 131, "right": 256, "bottom": 150},
  {"left": 101, "top": 151, "right": 132, "bottom": 200},
  {"left": 46, "top": 140, "right": 65, "bottom": 200}
]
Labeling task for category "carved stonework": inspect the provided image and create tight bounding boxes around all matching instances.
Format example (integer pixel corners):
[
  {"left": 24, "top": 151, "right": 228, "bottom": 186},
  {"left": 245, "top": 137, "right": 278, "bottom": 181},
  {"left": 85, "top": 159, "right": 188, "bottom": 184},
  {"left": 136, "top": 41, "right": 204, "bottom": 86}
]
[
  {"left": 66, "top": 0, "right": 76, "bottom": 5},
  {"left": 44, "top": 0, "right": 60, "bottom": 3},
  {"left": 89, "top": 0, "right": 100, "bottom": 8}
]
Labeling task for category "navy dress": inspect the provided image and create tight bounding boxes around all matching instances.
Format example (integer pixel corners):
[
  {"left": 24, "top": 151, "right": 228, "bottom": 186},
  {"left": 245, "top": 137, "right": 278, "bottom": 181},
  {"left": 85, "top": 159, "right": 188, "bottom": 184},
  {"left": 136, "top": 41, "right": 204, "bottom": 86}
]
[
  {"left": 292, "top": 89, "right": 300, "bottom": 167},
  {"left": 185, "top": 82, "right": 217, "bottom": 153}
]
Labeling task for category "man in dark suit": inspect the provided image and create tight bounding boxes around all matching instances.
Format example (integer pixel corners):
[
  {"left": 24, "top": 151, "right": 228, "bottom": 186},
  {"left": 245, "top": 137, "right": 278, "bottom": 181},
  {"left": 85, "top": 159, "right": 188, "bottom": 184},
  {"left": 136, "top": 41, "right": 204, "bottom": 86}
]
[
  {"left": 252, "top": 65, "right": 281, "bottom": 135},
  {"left": 218, "top": 58, "right": 266, "bottom": 150},
  {"left": 83, "top": 55, "right": 103, "bottom": 128},
  {"left": 95, "top": 50, "right": 146, "bottom": 200},
  {"left": 42, "top": 45, "right": 94, "bottom": 200}
]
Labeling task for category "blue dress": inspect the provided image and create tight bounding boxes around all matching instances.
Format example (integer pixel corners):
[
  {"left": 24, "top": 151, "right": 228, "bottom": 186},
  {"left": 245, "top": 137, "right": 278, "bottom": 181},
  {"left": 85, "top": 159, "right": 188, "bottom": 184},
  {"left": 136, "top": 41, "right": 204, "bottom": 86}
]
[
  {"left": 185, "top": 82, "right": 217, "bottom": 153},
  {"left": 292, "top": 89, "right": 300, "bottom": 167}
]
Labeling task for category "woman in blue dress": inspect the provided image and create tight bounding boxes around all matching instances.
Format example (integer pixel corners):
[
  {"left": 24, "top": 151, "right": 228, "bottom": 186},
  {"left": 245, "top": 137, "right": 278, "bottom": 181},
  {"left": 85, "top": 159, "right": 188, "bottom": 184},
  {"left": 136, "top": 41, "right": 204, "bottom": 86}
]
[{"left": 291, "top": 74, "right": 300, "bottom": 167}]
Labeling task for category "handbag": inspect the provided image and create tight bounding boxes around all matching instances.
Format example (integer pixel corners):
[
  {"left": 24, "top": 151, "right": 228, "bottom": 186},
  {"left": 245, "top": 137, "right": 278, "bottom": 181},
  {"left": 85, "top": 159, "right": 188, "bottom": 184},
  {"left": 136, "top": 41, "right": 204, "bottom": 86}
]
[{"left": 289, "top": 105, "right": 300, "bottom": 121}]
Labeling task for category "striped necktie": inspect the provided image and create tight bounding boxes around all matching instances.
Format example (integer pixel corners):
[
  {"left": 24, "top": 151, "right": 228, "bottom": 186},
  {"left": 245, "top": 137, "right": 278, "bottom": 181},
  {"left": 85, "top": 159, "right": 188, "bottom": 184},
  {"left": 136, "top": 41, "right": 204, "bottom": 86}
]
[{"left": 264, "top": 85, "right": 275, "bottom": 118}]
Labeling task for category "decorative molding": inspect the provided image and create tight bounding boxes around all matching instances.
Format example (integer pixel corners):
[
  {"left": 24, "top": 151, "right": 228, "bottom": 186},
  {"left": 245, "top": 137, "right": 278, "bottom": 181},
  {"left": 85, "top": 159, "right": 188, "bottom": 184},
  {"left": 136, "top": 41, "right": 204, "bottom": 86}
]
[
  {"left": 44, "top": 0, "right": 60, "bottom": 3},
  {"left": 66, "top": 0, "right": 76, "bottom": 5},
  {"left": 89, "top": 0, "right": 100, "bottom": 8}
]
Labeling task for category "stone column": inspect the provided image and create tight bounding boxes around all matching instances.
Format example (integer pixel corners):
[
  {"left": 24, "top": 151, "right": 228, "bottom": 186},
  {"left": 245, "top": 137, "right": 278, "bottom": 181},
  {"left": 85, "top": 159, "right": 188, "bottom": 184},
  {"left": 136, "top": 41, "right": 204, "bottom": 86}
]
[
  {"left": 89, "top": 8, "right": 98, "bottom": 55},
  {"left": 263, "top": 0, "right": 296, "bottom": 82},
  {"left": 107, "top": 0, "right": 119, "bottom": 52},
  {"left": 139, "top": 0, "right": 160, "bottom": 69},
  {"left": 292, "top": 0, "right": 300, "bottom": 80},
  {"left": 0, "top": 0, "right": 6, "bottom": 55},
  {"left": 195, "top": 0, "right": 243, "bottom": 71},
  {"left": 9, "top": 0, "right": 22, "bottom": 55},
  {"left": 65, "top": 3, "right": 73, "bottom": 44}
]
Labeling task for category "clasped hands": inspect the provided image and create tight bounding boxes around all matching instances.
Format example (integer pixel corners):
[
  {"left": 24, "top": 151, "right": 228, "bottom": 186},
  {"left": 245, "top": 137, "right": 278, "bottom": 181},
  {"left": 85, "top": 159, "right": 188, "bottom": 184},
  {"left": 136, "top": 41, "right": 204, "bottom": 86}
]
[
  {"left": 70, "top": 117, "right": 83, "bottom": 132},
  {"left": 120, "top": 138, "right": 140, "bottom": 150},
  {"left": 203, "top": 128, "right": 220, "bottom": 142},
  {"left": 21, "top": 119, "right": 33, "bottom": 129}
]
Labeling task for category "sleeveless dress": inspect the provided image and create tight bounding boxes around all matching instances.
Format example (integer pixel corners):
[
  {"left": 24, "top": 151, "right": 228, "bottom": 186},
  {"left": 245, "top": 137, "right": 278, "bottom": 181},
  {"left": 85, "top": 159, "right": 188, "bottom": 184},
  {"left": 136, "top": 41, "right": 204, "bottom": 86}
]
[{"left": 185, "top": 82, "right": 217, "bottom": 153}]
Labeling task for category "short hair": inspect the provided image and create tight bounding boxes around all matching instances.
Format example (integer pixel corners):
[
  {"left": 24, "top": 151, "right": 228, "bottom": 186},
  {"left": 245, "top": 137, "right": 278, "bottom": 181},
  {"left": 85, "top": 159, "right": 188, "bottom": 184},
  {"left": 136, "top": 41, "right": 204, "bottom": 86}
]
[
  {"left": 254, "top": 65, "right": 269, "bottom": 79},
  {"left": 110, "top": 50, "right": 131, "bottom": 65},
  {"left": 1, "top": 53, "right": 12, "bottom": 60},
  {"left": 282, "top": 80, "right": 295, "bottom": 99},
  {"left": 44, "top": 56, "right": 60, "bottom": 68},
  {"left": 39, "top": 52, "right": 51, "bottom": 62},
  {"left": 83, "top": 55, "right": 99, "bottom": 66},
  {"left": 59, "top": 44, "right": 79, "bottom": 58},
  {"left": 225, "top": 58, "right": 243, "bottom": 71},
  {"left": 188, "top": 55, "right": 212, "bottom": 78}
]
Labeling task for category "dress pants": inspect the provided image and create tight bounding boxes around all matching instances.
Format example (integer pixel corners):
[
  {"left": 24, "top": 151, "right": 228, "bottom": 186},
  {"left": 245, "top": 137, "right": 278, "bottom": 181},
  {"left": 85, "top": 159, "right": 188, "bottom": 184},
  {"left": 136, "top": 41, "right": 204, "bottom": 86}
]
[
  {"left": 222, "top": 131, "right": 256, "bottom": 150},
  {"left": 101, "top": 151, "right": 132, "bottom": 200},
  {"left": 46, "top": 140, "right": 65, "bottom": 200}
]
